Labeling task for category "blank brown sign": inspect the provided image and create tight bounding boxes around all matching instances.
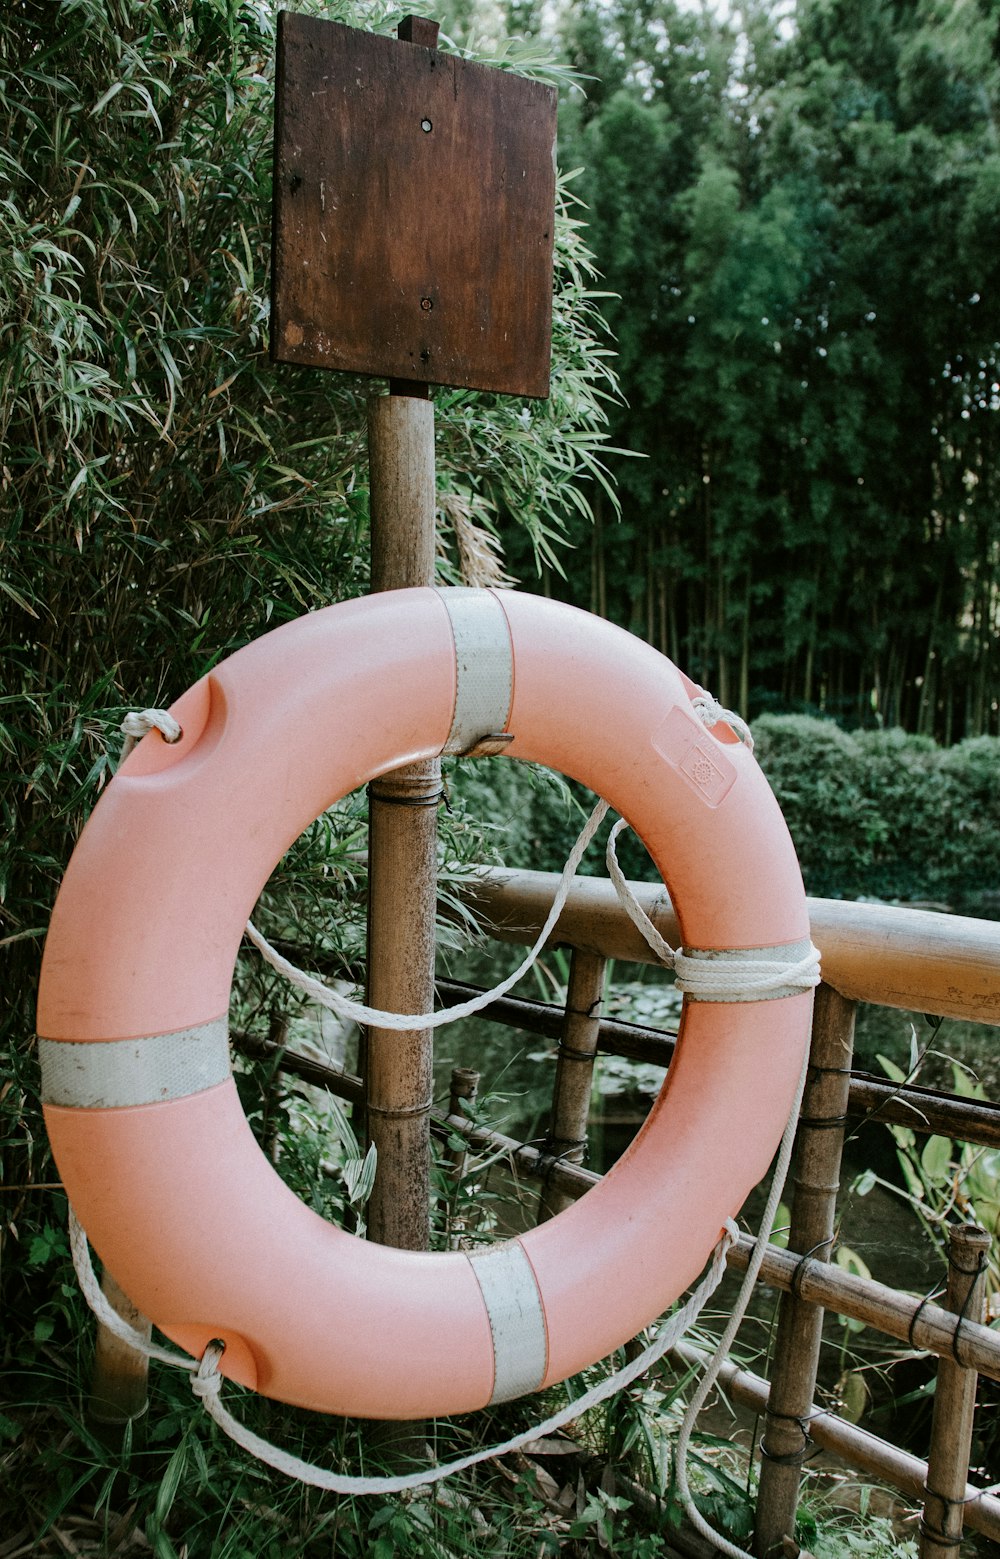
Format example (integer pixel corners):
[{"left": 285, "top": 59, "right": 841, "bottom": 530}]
[{"left": 271, "top": 12, "right": 557, "bottom": 398}]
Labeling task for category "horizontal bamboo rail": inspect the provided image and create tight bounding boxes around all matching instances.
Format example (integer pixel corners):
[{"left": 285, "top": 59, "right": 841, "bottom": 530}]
[
  {"left": 243, "top": 957, "right": 1000, "bottom": 1150},
  {"left": 459, "top": 868, "right": 1000, "bottom": 1025},
  {"left": 234, "top": 1034, "right": 1000, "bottom": 1384}
]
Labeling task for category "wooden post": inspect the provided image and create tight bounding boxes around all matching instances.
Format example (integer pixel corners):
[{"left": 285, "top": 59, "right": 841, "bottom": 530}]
[
  {"left": 364, "top": 386, "right": 438, "bottom": 1252},
  {"left": 445, "top": 1066, "right": 479, "bottom": 1249},
  {"left": 753, "top": 984, "right": 857, "bottom": 1558},
  {"left": 85, "top": 1270, "right": 151, "bottom": 1450},
  {"left": 920, "top": 1223, "right": 991, "bottom": 1558},
  {"left": 537, "top": 949, "right": 605, "bottom": 1222}
]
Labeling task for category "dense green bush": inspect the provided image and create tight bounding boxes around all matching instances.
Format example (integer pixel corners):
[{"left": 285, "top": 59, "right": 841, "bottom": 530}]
[{"left": 753, "top": 715, "right": 1000, "bottom": 918}]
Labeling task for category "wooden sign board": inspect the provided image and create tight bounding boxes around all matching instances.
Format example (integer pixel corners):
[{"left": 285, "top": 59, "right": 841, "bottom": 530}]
[{"left": 271, "top": 12, "right": 557, "bottom": 398}]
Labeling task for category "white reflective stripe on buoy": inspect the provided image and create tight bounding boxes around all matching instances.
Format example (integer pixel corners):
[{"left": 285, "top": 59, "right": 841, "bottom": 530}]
[
  {"left": 439, "top": 588, "right": 514, "bottom": 755},
  {"left": 39, "top": 1018, "right": 231, "bottom": 1108},
  {"left": 467, "top": 1240, "right": 548, "bottom": 1404}
]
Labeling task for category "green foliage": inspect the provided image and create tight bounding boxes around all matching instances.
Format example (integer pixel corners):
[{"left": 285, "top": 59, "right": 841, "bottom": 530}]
[
  {"left": 860, "top": 1052, "right": 1000, "bottom": 1313},
  {"left": 545, "top": 0, "right": 1000, "bottom": 740},
  {"left": 752, "top": 714, "right": 1000, "bottom": 916},
  {"left": 445, "top": 711, "right": 1000, "bottom": 920}
]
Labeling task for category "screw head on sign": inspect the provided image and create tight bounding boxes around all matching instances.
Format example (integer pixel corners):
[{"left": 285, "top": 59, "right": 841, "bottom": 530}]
[
  {"left": 420, "top": 297, "right": 433, "bottom": 312},
  {"left": 420, "top": 118, "right": 433, "bottom": 132}
]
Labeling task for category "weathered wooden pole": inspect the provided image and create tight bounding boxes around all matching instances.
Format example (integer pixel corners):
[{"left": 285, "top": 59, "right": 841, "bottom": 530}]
[
  {"left": 753, "top": 984, "right": 857, "bottom": 1558},
  {"left": 537, "top": 949, "right": 605, "bottom": 1222},
  {"left": 364, "top": 379, "right": 438, "bottom": 1251},
  {"left": 919, "top": 1223, "right": 991, "bottom": 1559},
  {"left": 85, "top": 1270, "right": 151, "bottom": 1450}
]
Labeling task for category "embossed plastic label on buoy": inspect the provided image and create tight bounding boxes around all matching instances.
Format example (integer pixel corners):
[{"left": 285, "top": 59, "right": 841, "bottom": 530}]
[{"left": 653, "top": 705, "right": 737, "bottom": 808}]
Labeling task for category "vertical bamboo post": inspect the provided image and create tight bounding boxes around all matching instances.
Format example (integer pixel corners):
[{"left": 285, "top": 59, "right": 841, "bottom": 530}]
[
  {"left": 445, "top": 1066, "right": 479, "bottom": 1249},
  {"left": 753, "top": 983, "right": 857, "bottom": 1558},
  {"left": 364, "top": 385, "right": 438, "bottom": 1252},
  {"left": 537, "top": 949, "right": 605, "bottom": 1223},
  {"left": 919, "top": 1223, "right": 990, "bottom": 1559},
  {"left": 85, "top": 1269, "right": 151, "bottom": 1450}
]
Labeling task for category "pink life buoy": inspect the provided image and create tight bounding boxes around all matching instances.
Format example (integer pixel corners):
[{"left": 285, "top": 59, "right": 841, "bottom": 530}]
[{"left": 37, "top": 587, "right": 813, "bottom": 1419}]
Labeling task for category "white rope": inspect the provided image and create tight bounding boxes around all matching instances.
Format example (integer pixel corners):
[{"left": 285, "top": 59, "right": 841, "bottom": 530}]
[
  {"left": 690, "top": 691, "right": 755, "bottom": 752},
  {"left": 120, "top": 708, "right": 182, "bottom": 762},
  {"left": 246, "top": 796, "right": 611, "bottom": 1031},
  {"left": 68, "top": 1199, "right": 735, "bottom": 1494},
  {"left": 68, "top": 1059, "right": 807, "bottom": 1509},
  {"left": 249, "top": 812, "right": 820, "bottom": 1026},
  {"left": 605, "top": 819, "right": 821, "bottom": 1000},
  {"left": 69, "top": 1210, "right": 198, "bottom": 1373},
  {"left": 673, "top": 1047, "right": 810, "bottom": 1559}
]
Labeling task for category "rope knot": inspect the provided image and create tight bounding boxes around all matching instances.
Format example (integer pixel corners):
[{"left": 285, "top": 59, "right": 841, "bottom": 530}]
[
  {"left": 121, "top": 708, "right": 182, "bottom": 744},
  {"left": 192, "top": 1340, "right": 226, "bottom": 1402}
]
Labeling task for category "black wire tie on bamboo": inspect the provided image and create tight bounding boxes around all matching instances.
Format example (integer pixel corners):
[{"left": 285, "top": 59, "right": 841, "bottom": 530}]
[
  {"left": 919, "top": 1495, "right": 965, "bottom": 1551},
  {"left": 908, "top": 1284, "right": 948, "bottom": 1349},
  {"left": 789, "top": 1236, "right": 836, "bottom": 1300},
  {"left": 796, "top": 1113, "right": 851, "bottom": 1131},
  {"left": 366, "top": 1098, "right": 435, "bottom": 1120},
  {"left": 950, "top": 1251, "right": 989, "bottom": 1367},
  {"left": 537, "top": 1140, "right": 589, "bottom": 1186},
  {"left": 557, "top": 1040, "right": 601, "bottom": 1063},
  {"left": 365, "top": 785, "right": 445, "bottom": 808},
  {"left": 758, "top": 1429, "right": 812, "bottom": 1467}
]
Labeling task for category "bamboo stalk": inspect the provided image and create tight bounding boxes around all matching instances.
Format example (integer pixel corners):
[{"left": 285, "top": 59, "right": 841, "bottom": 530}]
[
  {"left": 537, "top": 949, "right": 605, "bottom": 1222},
  {"left": 920, "top": 1224, "right": 991, "bottom": 1558},
  {"left": 754, "top": 986, "right": 857, "bottom": 1558},
  {"left": 460, "top": 868, "right": 1000, "bottom": 1025},
  {"left": 86, "top": 1269, "right": 151, "bottom": 1448},
  {"left": 668, "top": 1339, "right": 1000, "bottom": 1547},
  {"left": 364, "top": 387, "right": 437, "bottom": 1253}
]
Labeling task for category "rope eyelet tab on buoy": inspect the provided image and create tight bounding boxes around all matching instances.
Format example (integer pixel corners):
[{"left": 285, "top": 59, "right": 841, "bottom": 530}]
[{"left": 38, "top": 587, "right": 815, "bottom": 1421}]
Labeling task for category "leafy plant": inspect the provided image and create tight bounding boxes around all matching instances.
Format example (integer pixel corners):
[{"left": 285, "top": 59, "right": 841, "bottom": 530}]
[{"left": 856, "top": 1051, "right": 1000, "bottom": 1316}]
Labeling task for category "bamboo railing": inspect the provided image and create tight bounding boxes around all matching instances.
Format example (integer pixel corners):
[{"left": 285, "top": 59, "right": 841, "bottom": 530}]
[{"left": 447, "top": 869, "right": 1000, "bottom": 1557}]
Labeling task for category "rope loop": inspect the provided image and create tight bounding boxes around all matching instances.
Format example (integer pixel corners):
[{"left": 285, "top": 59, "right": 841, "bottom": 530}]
[
  {"left": 120, "top": 708, "right": 182, "bottom": 761},
  {"left": 605, "top": 818, "right": 821, "bottom": 1002},
  {"left": 246, "top": 796, "right": 612, "bottom": 1033},
  {"left": 690, "top": 691, "right": 755, "bottom": 752}
]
